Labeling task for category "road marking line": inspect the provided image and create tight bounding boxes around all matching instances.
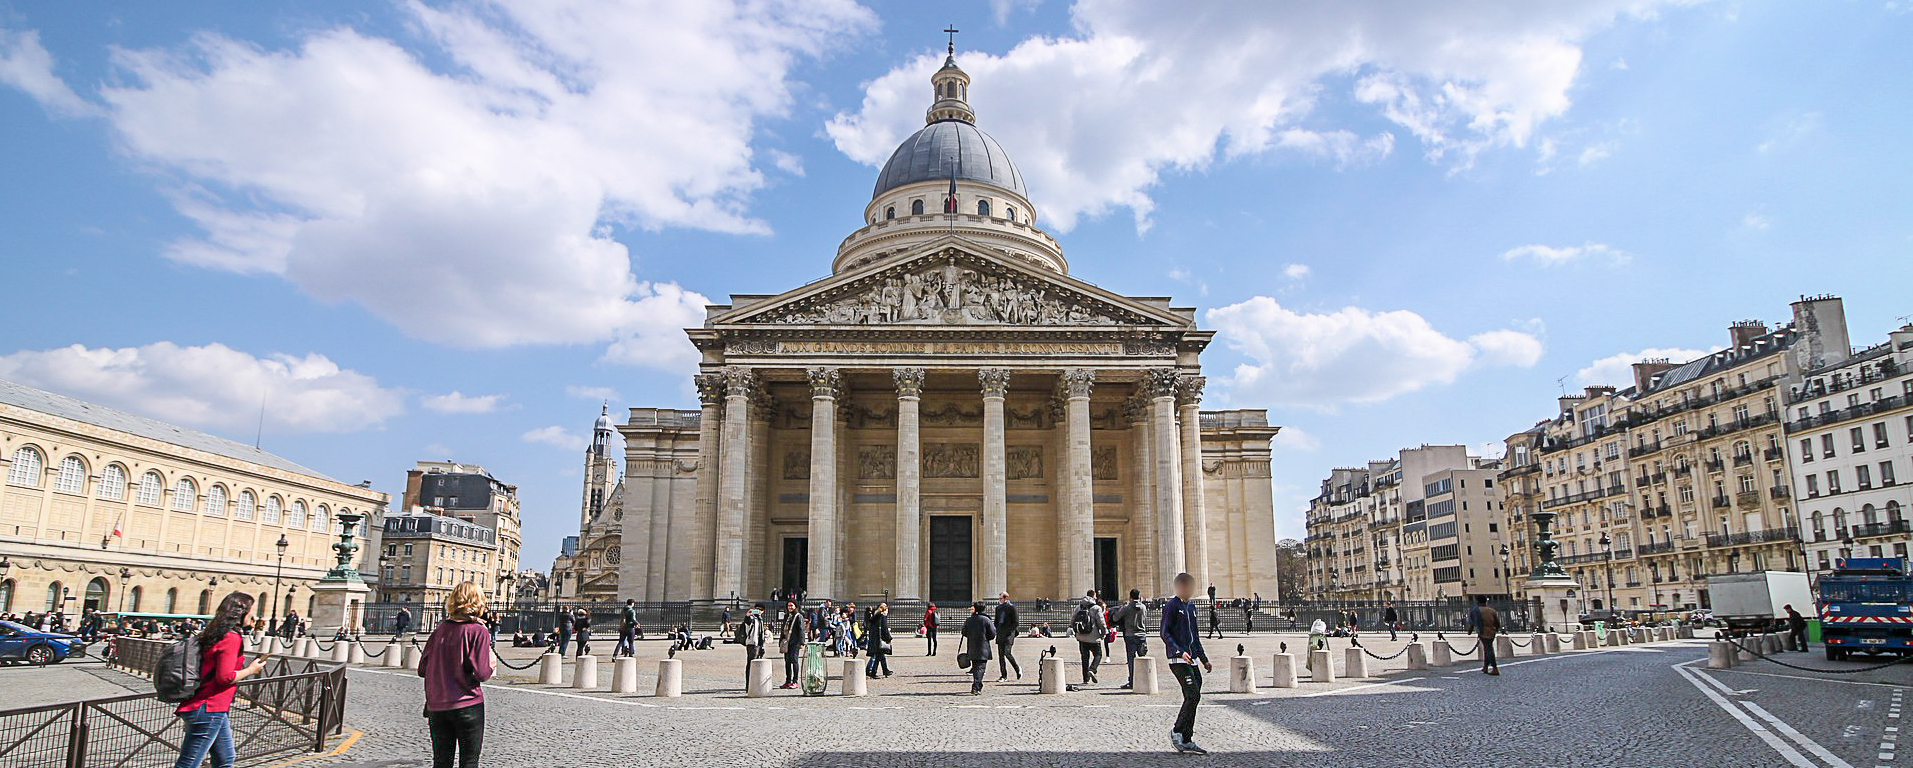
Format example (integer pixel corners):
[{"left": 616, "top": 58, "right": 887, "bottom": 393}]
[
  {"left": 1671, "top": 662, "right": 1816, "bottom": 768},
  {"left": 1741, "top": 700, "right": 1856, "bottom": 768},
  {"left": 1687, "top": 667, "right": 1745, "bottom": 697},
  {"left": 266, "top": 730, "right": 362, "bottom": 766},
  {"left": 1710, "top": 667, "right": 1913, "bottom": 690},
  {"left": 1297, "top": 678, "right": 1426, "bottom": 698}
]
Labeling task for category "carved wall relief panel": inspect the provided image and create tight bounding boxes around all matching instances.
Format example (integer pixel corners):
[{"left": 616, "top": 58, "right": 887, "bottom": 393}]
[{"left": 923, "top": 443, "right": 981, "bottom": 479}]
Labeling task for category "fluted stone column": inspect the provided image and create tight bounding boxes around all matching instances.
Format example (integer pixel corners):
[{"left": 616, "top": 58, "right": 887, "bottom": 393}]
[
  {"left": 1126, "top": 396, "right": 1157, "bottom": 597},
  {"left": 1178, "top": 375, "right": 1210, "bottom": 592},
  {"left": 1061, "top": 369, "right": 1096, "bottom": 595},
  {"left": 711, "top": 368, "right": 755, "bottom": 601},
  {"left": 979, "top": 368, "right": 1010, "bottom": 600},
  {"left": 1145, "top": 369, "right": 1185, "bottom": 581},
  {"left": 806, "top": 368, "right": 842, "bottom": 600},
  {"left": 675, "top": 374, "right": 725, "bottom": 602},
  {"left": 745, "top": 395, "right": 772, "bottom": 601},
  {"left": 893, "top": 368, "right": 925, "bottom": 601}
]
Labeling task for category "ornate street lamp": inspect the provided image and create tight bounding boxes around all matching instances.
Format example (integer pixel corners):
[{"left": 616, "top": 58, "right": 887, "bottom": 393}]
[
  {"left": 1498, "top": 543, "right": 1512, "bottom": 602},
  {"left": 1599, "top": 533, "right": 1615, "bottom": 616},
  {"left": 270, "top": 533, "right": 289, "bottom": 631},
  {"left": 117, "top": 567, "right": 132, "bottom": 613},
  {"left": 378, "top": 555, "right": 393, "bottom": 603}
]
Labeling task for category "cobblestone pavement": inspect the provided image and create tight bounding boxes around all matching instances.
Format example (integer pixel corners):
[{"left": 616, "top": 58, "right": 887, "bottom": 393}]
[{"left": 278, "top": 632, "right": 1913, "bottom": 767}]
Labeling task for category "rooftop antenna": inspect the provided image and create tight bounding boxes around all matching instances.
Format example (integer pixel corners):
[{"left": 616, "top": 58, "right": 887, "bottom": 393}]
[{"left": 1555, "top": 375, "right": 1569, "bottom": 397}]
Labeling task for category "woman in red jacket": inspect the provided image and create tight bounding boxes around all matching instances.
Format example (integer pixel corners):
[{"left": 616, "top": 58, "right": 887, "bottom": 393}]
[
  {"left": 419, "top": 581, "right": 495, "bottom": 768},
  {"left": 174, "top": 592, "right": 267, "bottom": 768}
]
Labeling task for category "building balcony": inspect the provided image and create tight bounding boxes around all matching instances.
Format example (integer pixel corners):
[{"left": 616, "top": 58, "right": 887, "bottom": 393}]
[
  {"left": 1674, "top": 466, "right": 1693, "bottom": 478},
  {"left": 1852, "top": 520, "right": 1913, "bottom": 539},
  {"left": 1785, "top": 395, "right": 1909, "bottom": 434},
  {"left": 1704, "top": 459, "right": 1725, "bottom": 473},
  {"left": 1629, "top": 441, "right": 1664, "bottom": 459},
  {"left": 1770, "top": 485, "right": 1791, "bottom": 499},
  {"left": 1711, "top": 496, "right": 1731, "bottom": 509},
  {"left": 1764, "top": 446, "right": 1785, "bottom": 462},
  {"left": 1703, "top": 526, "right": 1801, "bottom": 548},
  {"left": 1638, "top": 540, "right": 1677, "bottom": 556},
  {"left": 1733, "top": 454, "right": 1754, "bottom": 467},
  {"left": 1735, "top": 490, "right": 1763, "bottom": 509}
]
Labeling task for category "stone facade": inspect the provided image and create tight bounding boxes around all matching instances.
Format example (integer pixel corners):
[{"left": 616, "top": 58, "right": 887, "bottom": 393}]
[
  {"left": 611, "top": 51, "right": 1280, "bottom": 604},
  {"left": 376, "top": 508, "right": 499, "bottom": 607},
  {"left": 0, "top": 379, "right": 387, "bottom": 619}
]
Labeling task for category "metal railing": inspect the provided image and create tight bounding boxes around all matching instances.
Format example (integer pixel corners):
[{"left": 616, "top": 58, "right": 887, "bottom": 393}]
[{"left": 0, "top": 638, "right": 347, "bottom": 768}]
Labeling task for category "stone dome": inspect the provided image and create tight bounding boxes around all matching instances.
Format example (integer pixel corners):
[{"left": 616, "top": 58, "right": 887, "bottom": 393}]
[{"left": 871, "top": 120, "right": 1027, "bottom": 200}]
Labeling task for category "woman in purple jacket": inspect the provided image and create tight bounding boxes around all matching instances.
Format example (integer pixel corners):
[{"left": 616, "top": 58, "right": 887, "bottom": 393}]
[{"left": 419, "top": 582, "right": 495, "bottom": 768}]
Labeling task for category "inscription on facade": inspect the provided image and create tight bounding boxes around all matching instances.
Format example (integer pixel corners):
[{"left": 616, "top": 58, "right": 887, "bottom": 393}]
[
  {"left": 758, "top": 340, "right": 1125, "bottom": 356},
  {"left": 924, "top": 443, "right": 980, "bottom": 478}
]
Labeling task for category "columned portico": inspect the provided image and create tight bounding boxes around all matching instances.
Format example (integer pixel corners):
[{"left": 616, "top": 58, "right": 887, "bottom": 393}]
[
  {"left": 892, "top": 367, "right": 925, "bottom": 601},
  {"left": 713, "top": 367, "right": 754, "bottom": 601},
  {"left": 1147, "top": 369, "right": 1186, "bottom": 581},
  {"left": 979, "top": 368, "right": 1010, "bottom": 599},
  {"left": 806, "top": 367, "right": 842, "bottom": 599},
  {"left": 1177, "top": 375, "right": 1210, "bottom": 590},
  {"left": 1060, "top": 369, "right": 1095, "bottom": 594}
]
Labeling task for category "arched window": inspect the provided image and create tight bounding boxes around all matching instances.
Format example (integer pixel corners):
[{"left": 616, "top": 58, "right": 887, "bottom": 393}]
[
  {"left": 97, "top": 464, "right": 127, "bottom": 501},
  {"left": 128, "top": 586, "right": 141, "bottom": 612},
  {"left": 313, "top": 505, "right": 330, "bottom": 533},
  {"left": 287, "top": 500, "right": 307, "bottom": 530},
  {"left": 263, "top": 496, "right": 282, "bottom": 525},
  {"left": 197, "top": 590, "right": 212, "bottom": 615},
  {"left": 1834, "top": 507, "right": 1848, "bottom": 535},
  {"left": 171, "top": 478, "right": 197, "bottom": 512},
  {"left": 7, "top": 446, "right": 43, "bottom": 487},
  {"left": 53, "top": 455, "right": 86, "bottom": 494},
  {"left": 1005, "top": 206, "right": 1016, "bottom": 222},
  {"left": 235, "top": 491, "right": 256, "bottom": 521},
  {"left": 910, "top": 199, "right": 924, "bottom": 215},
  {"left": 136, "top": 471, "right": 163, "bottom": 506},
  {"left": 885, "top": 206, "right": 895, "bottom": 220},
  {"left": 84, "top": 577, "right": 107, "bottom": 612},
  {"left": 164, "top": 588, "right": 178, "bottom": 613},
  {"left": 0, "top": 579, "right": 11, "bottom": 612},
  {"left": 205, "top": 485, "right": 228, "bottom": 518},
  {"left": 1863, "top": 504, "right": 1879, "bottom": 525},
  {"left": 977, "top": 199, "right": 991, "bottom": 216},
  {"left": 45, "top": 581, "right": 64, "bottom": 612},
  {"left": 1810, "top": 511, "right": 1823, "bottom": 537},
  {"left": 1890, "top": 501, "right": 1904, "bottom": 523}
]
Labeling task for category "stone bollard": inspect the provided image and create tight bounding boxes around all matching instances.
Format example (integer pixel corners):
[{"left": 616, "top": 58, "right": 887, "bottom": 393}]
[
  {"left": 1308, "top": 648, "right": 1336, "bottom": 682},
  {"left": 347, "top": 642, "right": 365, "bottom": 665},
  {"left": 1134, "top": 656, "right": 1161, "bottom": 694},
  {"left": 1708, "top": 641, "right": 1737, "bottom": 669},
  {"left": 1271, "top": 653, "right": 1298, "bottom": 688},
  {"left": 296, "top": 637, "right": 315, "bottom": 658},
  {"left": 383, "top": 641, "right": 403, "bottom": 668},
  {"left": 330, "top": 641, "right": 349, "bottom": 663},
  {"left": 1607, "top": 629, "right": 1624, "bottom": 647},
  {"left": 613, "top": 656, "right": 639, "bottom": 694},
  {"left": 572, "top": 655, "right": 598, "bottom": 689},
  {"left": 1736, "top": 639, "right": 1756, "bottom": 663},
  {"left": 1431, "top": 639, "right": 1453, "bottom": 667},
  {"left": 1636, "top": 628, "right": 1651, "bottom": 644},
  {"left": 1229, "top": 655, "right": 1257, "bottom": 693},
  {"left": 1547, "top": 633, "right": 1564, "bottom": 654},
  {"left": 538, "top": 652, "right": 563, "bottom": 685},
  {"left": 1569, "top": 632, "right": 1587, "bottom": 651},
  {"left": 1494, "top": 635, "right": 1515, "bottom": 660},
  {"left": 1039, "top": 655, "right": 1065, "bottom": 694},
  {"left": 1343, "top": 646, "right": 1370, "bottom": 679},
  {"left": 1528, "top": 633, "right": 1547, "bottom": 656},
  {"left": 1765, "top": 634, "right": 1783, "bottom": 655},
  {"left": 402, "top": 643, "right": 423, "bottom": 670},
  {"left": 747, "top": 658, "right": 776, "bottom": 697},
  {"left": 1679, "top": 625, "right": 1695, "bottom": 640},
  {"left": 1405, "top": 643, "right": 1428, "bottom": 670},
  {"left": 840, "top": 659, "right": 867, "bottom": 696},
  {"left": 655, "top": 658, "right": 682, "bottom": 697}
]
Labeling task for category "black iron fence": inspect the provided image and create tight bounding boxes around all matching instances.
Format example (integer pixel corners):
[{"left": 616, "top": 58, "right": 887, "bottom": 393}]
[
  {"left": 0, "top": 638, "right": 348, "bottom": 768},
  {"left": 1275, "top": 598, "right": 1544, "bottom": 633}
]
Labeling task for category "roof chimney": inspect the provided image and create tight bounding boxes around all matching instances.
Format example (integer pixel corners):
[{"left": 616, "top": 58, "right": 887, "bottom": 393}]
[
  {"left": 1632, "top": 358, "right": 1678, "bottom": 392},
  {"left": 1729, "top": 320, "right": 1767, "bottom": 350}
]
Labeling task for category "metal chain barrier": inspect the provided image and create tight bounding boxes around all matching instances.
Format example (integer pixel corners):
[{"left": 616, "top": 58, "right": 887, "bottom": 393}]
[
  {"left": 309, "top": 636, "right": 337, "bottom": 652},
  {"left": 1719, "top": 634, "right": 1913, "bottom": 675},
  {"left": 1449, "top": 638, "right": 1481, "bottom": 656},
  {"left": 490, "top": 640, "right": 551, "bottom": 671},
  {"left": 1509, "top": 637, "right": 1533, "bottom": 648},
  {"left": 357, "top": 639, "right": 392, "bottom": 659},
  {"left": 1348, "top": 637, "right": 1411, "bottom": 661}
]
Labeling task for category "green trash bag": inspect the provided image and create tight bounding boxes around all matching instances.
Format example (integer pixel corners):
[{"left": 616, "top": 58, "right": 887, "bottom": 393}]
[{"left": 801, "top": 641, "right": 828, "bottom": 695}]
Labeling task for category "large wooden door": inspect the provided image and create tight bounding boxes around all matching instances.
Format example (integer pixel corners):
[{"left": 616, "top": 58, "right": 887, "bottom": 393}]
[
  {"left": 1094, "top": 537, "right": 1119, "bottom": 601},
  {"left": 928, "top": 516, "right": 973, "bottom": 604},
  {"left": 781, "top": 537, "right": 808, "bottom": 597}
]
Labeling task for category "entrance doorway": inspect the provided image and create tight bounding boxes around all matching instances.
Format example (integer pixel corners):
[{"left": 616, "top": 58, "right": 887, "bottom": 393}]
[
  {"left": 1094, "top": 538, "right": 1119, "bottom": 602},
  {"left": 84, "top": 578, "right": 107, "bottom": 613},
  {"left": 928, "top": 516, "right": 973, "bottom": 604},
  {"left": 781, "top": 537, "right": 809, "bottom": 598}
]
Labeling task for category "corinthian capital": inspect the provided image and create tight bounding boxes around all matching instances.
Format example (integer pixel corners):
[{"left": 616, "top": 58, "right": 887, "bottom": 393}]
[
  {"left": 1143, "top": 368, "right": 1181, "bottom": 399},
  {"left": 722, "top": 366, "right": 757, "bottom": 398},
  {"left": 806, "top": 367, "right": 843, "bottom": 399},
  {"left": 1176, "top": 375, "right": 1207, "bottom": 406},
  {"left": 694, "top": 374, "right": 726, "bottom": 406},
  {"left": 893, "top": 367, "right": 926, "bottom": 398},
  {"left": 978, "top": 368, "right": 1010, "bottom": 398},
  {"left": 1058, "top": 369, "right": 1096, "bottom": 399}
]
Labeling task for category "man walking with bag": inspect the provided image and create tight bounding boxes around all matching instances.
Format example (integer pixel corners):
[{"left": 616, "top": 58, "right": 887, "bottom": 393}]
[
  {"left": 1072, "top": 590, "right": 1106, "bottom": 686},
  {"left": 961, "top": 602, "right": 995, "bottom": 695},
  {"left": 1467, "top": 595, "right": 1501, "bottom": 676}
]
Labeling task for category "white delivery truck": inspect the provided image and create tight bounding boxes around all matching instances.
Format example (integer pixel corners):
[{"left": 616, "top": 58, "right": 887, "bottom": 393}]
[{"left": 1706, "top": 571, "right": 1813, "bottom": 633}]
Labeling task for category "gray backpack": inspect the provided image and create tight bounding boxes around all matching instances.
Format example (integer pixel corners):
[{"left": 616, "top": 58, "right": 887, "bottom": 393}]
[{"left": 153, "top": 635, "right": 204, "bottom": 703}]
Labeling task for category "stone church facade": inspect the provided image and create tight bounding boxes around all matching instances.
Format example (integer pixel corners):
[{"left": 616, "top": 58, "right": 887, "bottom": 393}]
[{"left": 613, "top": 49, "right": 1280, "bottom": 605}]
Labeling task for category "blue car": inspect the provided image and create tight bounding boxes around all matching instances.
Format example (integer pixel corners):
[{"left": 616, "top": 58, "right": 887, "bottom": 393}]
[{"left": 0, "top": 620, "right": 88, "bottom": 664}]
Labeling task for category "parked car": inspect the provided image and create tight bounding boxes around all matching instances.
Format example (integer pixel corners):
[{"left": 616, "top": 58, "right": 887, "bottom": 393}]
[{"left": 0, "top": 620, "right": 89, "bottom": 664}]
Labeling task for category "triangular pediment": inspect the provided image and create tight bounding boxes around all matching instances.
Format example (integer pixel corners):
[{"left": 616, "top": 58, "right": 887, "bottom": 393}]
[{"left": 710, "top": 237, "right": 1189, "bottom": 329}]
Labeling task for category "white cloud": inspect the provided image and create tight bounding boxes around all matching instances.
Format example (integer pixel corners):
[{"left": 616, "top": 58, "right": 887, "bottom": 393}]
[
  {"left": 566, "top": 385, "right": 621, "bottom": 402},
  {"left": 988, "top": 0, "right": 1044, "bottom": 25},
  {"left": 8, "top": 1, "right": 871, "bottom": 370},
  {"left": 1743, "top": 212, "right": 1770, "bottom": 230},
  {"left": 1757, "top": 111, "right": 1821, "bottom": 154},
  {"left": 1205, "top": 297, "right": 1542, "bottom": 407},
  {"left": 521, "top": 425, "right": 587, "bottom": 452},
  {"left": 1166, "top": 267, "right": 1208, "bottom": 296},
  {"left": 1469, "top": 330, "right": 1546, "bottom": 368},
  {"left": 1270, "top": 426, "right": 1320, "bottom": 452},
  {"left": 0, "top": 342, "right": 402, "bottom": 433},
  {"left": 1500, "top": 242, "right": 1629, "bottom": 266},
  {"left": 420, "top": 391, "right": 506, "bottom": 414},
  {"left": 1575, "top": 346, "right": 1715, "bottom": 387},
  {"left": 828, "top": 2, "right": 1685, "bottom": 231},
  {"left": 0, "top": 27, "right": 96, "bottom": 117},
  {"left": 1282, "top": 263, "right": 1311, "bottom": 280},
  {"left": 1577, "top": 141, "right": 1616, "bottom": 166}
]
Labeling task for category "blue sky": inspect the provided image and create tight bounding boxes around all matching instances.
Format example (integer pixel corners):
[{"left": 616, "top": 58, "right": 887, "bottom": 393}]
[{"left": 2, "top": 1, "right": 1909, "bottom": 570}]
